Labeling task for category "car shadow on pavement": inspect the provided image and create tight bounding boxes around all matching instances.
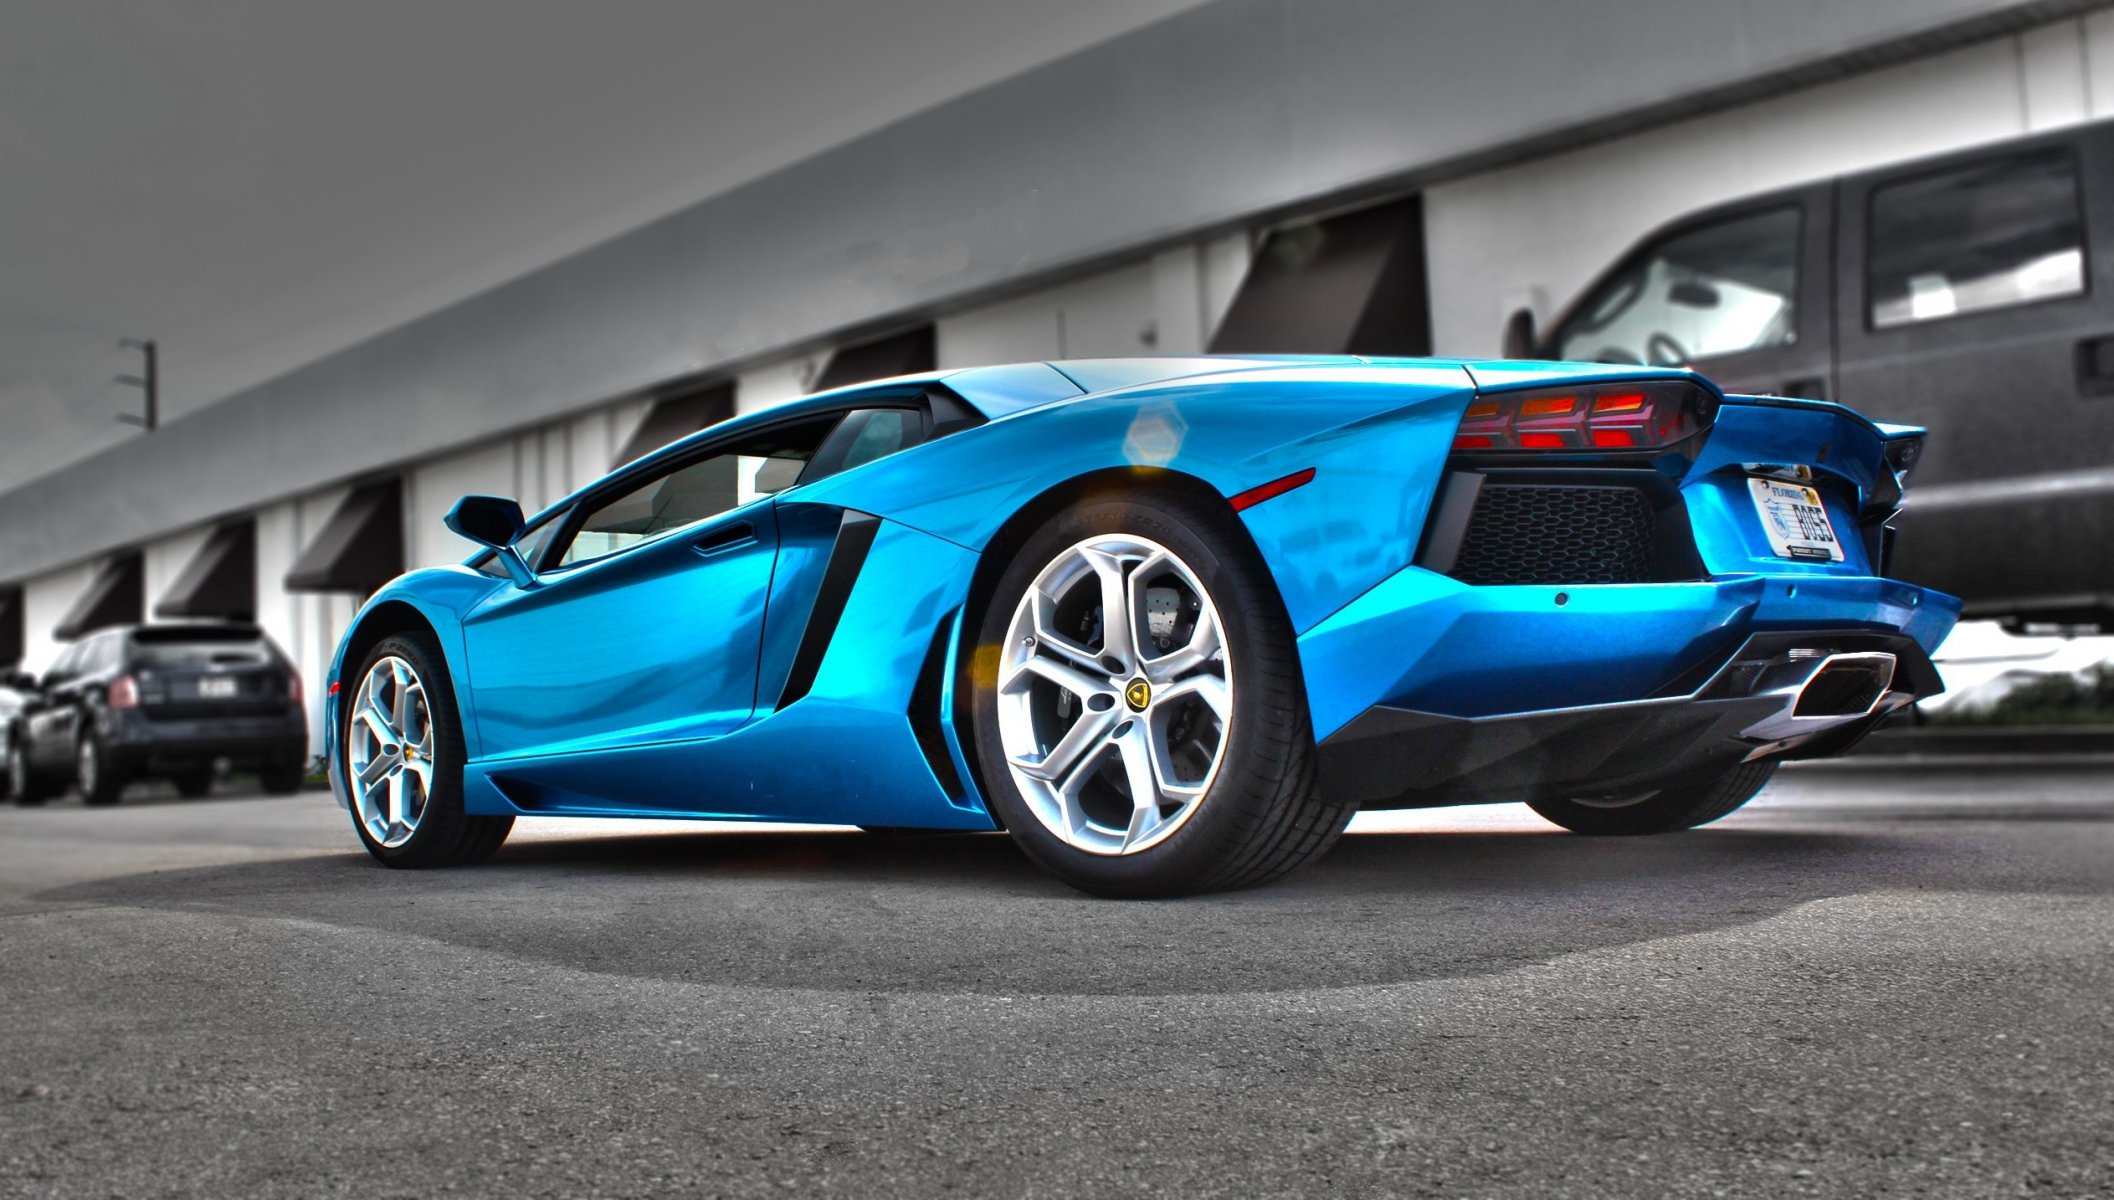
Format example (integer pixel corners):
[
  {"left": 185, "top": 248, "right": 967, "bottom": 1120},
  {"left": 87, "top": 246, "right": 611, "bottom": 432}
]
[{"left": 38, "top": 819, "right": 2111, "bottom": 997}]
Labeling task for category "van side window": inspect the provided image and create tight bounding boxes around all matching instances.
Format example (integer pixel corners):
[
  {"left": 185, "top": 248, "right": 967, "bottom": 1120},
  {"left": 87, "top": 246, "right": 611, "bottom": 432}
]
[
  {"left": 1868, "top": 151, "right": 2086, "bottom": 329},
  {"left": 1555, "top": 207, "right": 1800, "bottom": 367}
]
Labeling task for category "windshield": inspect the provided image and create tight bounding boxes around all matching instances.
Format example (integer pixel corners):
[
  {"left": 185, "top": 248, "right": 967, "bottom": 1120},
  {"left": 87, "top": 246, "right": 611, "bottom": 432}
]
[
  {"left": 1555, "top": 206, "right": 1801, "bottom": 366},
  {"left": 130, "top": 628, "right": 273, "bottom": 669}
]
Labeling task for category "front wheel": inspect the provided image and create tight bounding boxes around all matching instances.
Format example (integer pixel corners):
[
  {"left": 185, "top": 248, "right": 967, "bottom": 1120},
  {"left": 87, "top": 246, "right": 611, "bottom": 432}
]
[
  {"left": 7, "top": 732, "right": 52, "bottom": 806},
  {"left": 1529, "top": 761, "right": 1780, "bottom": 835},
  {"left": 342, "top": 633, "right": 511, "bottom": 868},
  {"left": 970, "top": 489, "right": 1354, "bottom": 898}
]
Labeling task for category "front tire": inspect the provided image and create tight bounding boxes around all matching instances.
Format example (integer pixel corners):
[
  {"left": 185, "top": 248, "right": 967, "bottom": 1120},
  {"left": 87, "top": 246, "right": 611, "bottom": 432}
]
[
  {"left": 343, "top": 633, "right": 511, "bottom": 868},
  {"left": 7, "top": 731, "right": 52, "bottom": 807},
  {"left": 970, "top": 489, "right": 1353, "bottom": 897},
  {"left": 1529, "top": 760, "right": 1779, "bottom": 835}
]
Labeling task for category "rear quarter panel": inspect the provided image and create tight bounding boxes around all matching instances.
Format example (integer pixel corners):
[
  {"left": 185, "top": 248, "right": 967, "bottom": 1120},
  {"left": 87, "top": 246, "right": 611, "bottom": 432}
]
[{"left": 796, "top": 363, "right": 1480, "bottom": 632}]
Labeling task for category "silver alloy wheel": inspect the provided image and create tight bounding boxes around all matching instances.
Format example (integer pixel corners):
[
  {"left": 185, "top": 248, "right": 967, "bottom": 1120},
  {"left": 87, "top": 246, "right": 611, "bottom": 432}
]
[
  {"left": 346, "top": 655, "right": 436, "bottom": 849},
  {"left": 76, "top": 737, "right": 96, "bottom": 796},
  {"left": 996, "top": 534, "right": 1232, "bottom": 855}
]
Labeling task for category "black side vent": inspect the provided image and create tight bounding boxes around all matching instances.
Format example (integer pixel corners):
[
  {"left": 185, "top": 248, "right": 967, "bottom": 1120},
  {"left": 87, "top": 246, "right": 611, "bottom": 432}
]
[
  {"left": 1450, "top": 483, "right": 1657, "bottom": 586},
  {"left": 777, "top": 510, "right": 880, "bottom": 708},
  {"left": 908, "top": 611, "right": 965, "bottom": 801}
]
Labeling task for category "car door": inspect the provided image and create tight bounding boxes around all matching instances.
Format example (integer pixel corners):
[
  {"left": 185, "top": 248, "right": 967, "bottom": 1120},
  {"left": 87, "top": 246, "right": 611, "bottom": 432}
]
[
  {"left": 458, "top": 417, "right": 834, "bottom": 762},
  {"left": 1834, "top": 127, "right": 2114, "bottom": 615},
  {"left": 1543, "top": 184, "right": 1835, "bottom": 401},
  {"left": 26, "top": 638, "right": 98, "bottom": 769}
]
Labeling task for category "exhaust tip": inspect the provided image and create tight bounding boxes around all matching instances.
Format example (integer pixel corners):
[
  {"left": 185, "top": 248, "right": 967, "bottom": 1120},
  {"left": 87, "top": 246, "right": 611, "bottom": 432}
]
[{"left": 1793, "top": 652, "right": 1897, "bottom": 719}]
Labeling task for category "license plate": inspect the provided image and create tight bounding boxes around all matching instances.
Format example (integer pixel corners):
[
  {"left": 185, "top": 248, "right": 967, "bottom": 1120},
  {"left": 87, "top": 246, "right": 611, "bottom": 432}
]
[
  {"left": 197, "top": 676, "right": 239, "bottom": 699},
  {"left": 1747, "top": 476, "right": 1843, "bottom": 562}
]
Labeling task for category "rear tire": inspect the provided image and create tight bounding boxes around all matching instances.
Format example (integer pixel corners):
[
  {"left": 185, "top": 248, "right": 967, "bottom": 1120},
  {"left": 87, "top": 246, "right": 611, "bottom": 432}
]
[
  {"left": 970, "top": 488, "right": 1353, "bottom": 898},
  {"left": 171, "top": 768, "right": 214, "bottom": 799},
  {"left": 259, "top": 762, "right": 305, "bottom": 796},
  {"left": 76, "top": 732, "right": 126, "bottom": 807},
  {"left": 343, "top": 633, "right": 511, "bottom": 867},
  {"left": 1529, "top": 761, "right": 1779, "bottom": 835}
]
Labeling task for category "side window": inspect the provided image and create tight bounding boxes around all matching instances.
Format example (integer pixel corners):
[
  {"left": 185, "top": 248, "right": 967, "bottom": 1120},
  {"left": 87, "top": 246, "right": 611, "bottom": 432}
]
[
  {"left": 798, "top": 408, "right": 926, "bottom": 487},
  {"left": 1867, "top": 151, "right": 2086, "bottom": 329},
  {"left": 550, "top": 417, "right": 837, "bottom": 568},
  {"left": 47, "top": 644, "right": 83, "bottom": 682},
  {"left": 1556, "top": 206, "right": 1801, "bottom": 366}
]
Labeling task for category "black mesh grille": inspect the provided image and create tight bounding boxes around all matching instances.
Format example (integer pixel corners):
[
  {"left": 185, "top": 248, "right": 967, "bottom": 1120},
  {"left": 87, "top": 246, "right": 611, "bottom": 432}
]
[{"left": 1450, "top": 484, "right": 1657, "bottom": 585}]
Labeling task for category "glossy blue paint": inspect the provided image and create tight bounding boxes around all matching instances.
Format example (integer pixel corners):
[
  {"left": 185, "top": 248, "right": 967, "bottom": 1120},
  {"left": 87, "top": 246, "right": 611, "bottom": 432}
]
[
  {"left": 461, "top": 499, "right": 780, "bottom": 760},
  {"left": 323, "top": 356, "right": 1960, "bottom": 835},
  {"left": 801, "top": 362, "right": 1480, "bottom": 632},
  {"left": 457, "top": 516, "right": 991, "bottom": 827}
]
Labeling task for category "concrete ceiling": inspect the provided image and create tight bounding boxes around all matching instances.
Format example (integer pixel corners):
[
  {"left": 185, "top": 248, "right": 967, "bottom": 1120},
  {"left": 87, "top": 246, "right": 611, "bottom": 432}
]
[{"left": 0, "top": 0, "right": 1210, "bottom": 493}]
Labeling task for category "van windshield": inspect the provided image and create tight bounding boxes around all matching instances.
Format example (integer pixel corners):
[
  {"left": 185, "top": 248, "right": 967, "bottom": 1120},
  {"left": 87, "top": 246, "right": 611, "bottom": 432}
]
[{"left": 1555, "top": 206, "right": 1800, "bottom": 367}]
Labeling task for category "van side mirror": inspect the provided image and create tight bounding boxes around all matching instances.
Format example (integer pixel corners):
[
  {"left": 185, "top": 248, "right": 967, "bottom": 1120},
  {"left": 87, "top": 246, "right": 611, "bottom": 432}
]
[
  {"left": 1501, "top": 308, "right": 1538, "bottom": 359},
  {"left": 3, "top": 669, "right": 37, "bottom": 692},
  {"left": 445, "top": 495, "right": 536, "bottom": 587}
]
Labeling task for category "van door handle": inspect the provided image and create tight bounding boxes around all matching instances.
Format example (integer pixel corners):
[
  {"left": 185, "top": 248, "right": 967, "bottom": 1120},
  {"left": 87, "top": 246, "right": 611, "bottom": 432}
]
[
  {"left": 692, "top": 522, "right": 756, "bottom": 556},
  {"left": 2078, "top": 335, "right": 2114, "bottom": 394}
]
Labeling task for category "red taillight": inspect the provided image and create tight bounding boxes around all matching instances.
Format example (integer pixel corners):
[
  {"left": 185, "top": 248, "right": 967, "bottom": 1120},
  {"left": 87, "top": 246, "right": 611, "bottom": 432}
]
[
  {"left": 108, "top": 675, "right": 140, "bottom": 710},
  {"left": 289, "top": 672, "right": 305, "bottom": 707},
  {"left": 1449, "top": 382, "right": 1713, "bottom": 453}
]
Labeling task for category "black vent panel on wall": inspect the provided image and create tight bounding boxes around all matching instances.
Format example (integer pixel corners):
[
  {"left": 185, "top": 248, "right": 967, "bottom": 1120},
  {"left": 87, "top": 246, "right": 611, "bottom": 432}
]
[
  {"left": 612, "top": 382, "right": 736, "bottom": 468},
  {"left": 1208, "top": 194, "right": 1430, "bottom": 357},
  {"left": 156, "top": 519, "right": 257, "bottom": 621},
  {"left": 0, "top": 586, "right": 22, "bottom": 666},
  {"left": 285, "top": 478, "right": 403, "bottom": 596},
  {"left": 54, "top": 551, "right": 144, "bottom": 639},
  {"left": 812, "top": 326, "right": 936, "bottom": 393}
]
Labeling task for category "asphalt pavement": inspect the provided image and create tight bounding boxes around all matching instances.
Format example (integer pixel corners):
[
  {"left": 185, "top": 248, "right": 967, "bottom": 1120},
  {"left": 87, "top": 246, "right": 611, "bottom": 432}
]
[{"left": 2, "top": 762, "right": 2110, "bottom": 1198}]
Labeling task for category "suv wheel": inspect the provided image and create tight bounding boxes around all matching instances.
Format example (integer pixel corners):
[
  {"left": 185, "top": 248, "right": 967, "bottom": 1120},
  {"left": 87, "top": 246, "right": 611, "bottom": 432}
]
[
  {"left": 8, "top": 732, "right": 52, "bottom": 807},
  {"left": 77, "top": 732, "right": 126, "bottom": 807}
]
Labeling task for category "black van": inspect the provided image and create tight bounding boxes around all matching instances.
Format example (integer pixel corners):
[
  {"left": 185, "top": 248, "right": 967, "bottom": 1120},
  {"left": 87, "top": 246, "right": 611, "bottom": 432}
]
[{"left": 1507, "top": 118, "right": 2114, "bottom": 630}]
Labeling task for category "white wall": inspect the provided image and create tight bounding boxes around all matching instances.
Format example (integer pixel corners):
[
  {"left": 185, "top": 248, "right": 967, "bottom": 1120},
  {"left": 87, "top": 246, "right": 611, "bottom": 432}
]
[
  {"left": 735, "top": 355, "right": 825, "bottom": 416},
  {"left": 936, "top": 234, "right": 1252, "bottom": 367},
  {"left": 404, "top": 440, "right": 525, "bottom": 570},
  {"left": 1425, "top": 15, "right": 2114, "bottom": 357}
]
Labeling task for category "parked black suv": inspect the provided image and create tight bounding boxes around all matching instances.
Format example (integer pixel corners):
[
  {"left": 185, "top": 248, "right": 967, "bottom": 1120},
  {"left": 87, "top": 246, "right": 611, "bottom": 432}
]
[{"left": 6, "top": 623, "right": 308, "bottom": 805}]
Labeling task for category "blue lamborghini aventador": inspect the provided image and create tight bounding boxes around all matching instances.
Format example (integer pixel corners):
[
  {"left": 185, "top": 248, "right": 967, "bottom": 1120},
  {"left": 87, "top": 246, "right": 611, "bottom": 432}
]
[{"left": 324, "top": 356, "right": 1957, "bottom": 896}]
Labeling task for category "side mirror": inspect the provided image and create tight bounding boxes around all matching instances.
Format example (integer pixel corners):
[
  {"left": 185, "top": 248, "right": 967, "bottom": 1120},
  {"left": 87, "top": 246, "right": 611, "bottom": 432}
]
[
  {"left": 445, "top": 495, "right": 536, "bottom": 587},
  {"left": 3, "top": 669, "right": 37, "bottom": 692},
  {"left": 1500, "top": 308, "right": 1538, "bottom": 360}
]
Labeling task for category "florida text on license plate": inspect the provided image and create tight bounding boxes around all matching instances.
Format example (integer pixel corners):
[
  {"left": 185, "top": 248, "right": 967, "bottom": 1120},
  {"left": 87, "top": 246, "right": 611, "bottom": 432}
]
[{"left": 1746, "top": 476, "right": 1843, "bottom": 562}]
